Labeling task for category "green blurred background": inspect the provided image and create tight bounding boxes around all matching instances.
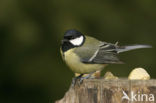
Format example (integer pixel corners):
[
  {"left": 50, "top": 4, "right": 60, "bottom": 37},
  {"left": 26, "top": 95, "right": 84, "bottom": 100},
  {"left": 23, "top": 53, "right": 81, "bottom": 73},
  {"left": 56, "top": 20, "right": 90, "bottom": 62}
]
[{"left": 0, "top": 0, "right": 156, "bottom": 103}]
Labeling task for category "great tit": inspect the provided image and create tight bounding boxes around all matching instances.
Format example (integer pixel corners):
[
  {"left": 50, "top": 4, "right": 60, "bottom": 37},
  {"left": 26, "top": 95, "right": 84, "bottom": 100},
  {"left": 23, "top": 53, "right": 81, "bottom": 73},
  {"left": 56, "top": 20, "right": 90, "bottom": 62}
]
[{"left": 60, "top": 29, "right": 151, "bottom": 84}]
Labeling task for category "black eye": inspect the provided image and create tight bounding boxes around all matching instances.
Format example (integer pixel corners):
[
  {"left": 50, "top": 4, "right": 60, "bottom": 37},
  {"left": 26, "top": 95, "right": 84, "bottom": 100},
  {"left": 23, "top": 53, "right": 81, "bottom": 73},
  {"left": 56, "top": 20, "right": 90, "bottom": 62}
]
[
  {"left": 64, "top": 36, "right": 74, "bottom": 40},
  {"left": 70, "top": 36, "right": 75, "bottom": 39}
]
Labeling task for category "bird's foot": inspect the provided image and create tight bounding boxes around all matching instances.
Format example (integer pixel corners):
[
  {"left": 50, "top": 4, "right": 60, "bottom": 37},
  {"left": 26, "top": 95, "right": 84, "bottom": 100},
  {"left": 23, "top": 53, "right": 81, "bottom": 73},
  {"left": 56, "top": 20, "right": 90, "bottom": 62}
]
[
  {"left": 78, "top": 73, "right": 94, "bottom": 85},
  {"left": 73, "top": 72, "right": 95, "bottom": 87},
  {"left": 71, "top": 74, "right": 83, "bottom": 87}
]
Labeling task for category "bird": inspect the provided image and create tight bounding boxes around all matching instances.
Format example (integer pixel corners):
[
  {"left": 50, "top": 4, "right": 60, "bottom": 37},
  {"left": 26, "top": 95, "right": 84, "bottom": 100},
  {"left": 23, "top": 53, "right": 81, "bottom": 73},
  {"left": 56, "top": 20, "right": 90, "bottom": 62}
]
[{"left": 60, "top": 29, "right": 151, "bottom": 85}]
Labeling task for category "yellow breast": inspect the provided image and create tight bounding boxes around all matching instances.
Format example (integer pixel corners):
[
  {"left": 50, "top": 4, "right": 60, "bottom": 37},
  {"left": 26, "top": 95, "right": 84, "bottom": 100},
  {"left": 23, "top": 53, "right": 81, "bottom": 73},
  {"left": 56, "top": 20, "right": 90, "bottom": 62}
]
[{"left": 64, "top": 49, "right": 105, "bottom": 74}]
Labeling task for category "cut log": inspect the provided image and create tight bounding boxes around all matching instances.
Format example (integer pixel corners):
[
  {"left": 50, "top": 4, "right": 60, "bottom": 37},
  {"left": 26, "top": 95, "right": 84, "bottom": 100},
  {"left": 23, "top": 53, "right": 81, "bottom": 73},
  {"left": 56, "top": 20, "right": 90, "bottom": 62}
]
[{"left": 55, "top": 79, "right": 156, "bottom": 103}]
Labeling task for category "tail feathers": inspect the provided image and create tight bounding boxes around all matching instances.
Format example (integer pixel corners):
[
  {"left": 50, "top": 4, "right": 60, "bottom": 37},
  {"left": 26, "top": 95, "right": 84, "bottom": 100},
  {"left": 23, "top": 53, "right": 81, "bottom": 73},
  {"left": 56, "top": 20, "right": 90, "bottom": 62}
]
[{"left": 117, "top": 45, "right": 152, "bottom": 53}]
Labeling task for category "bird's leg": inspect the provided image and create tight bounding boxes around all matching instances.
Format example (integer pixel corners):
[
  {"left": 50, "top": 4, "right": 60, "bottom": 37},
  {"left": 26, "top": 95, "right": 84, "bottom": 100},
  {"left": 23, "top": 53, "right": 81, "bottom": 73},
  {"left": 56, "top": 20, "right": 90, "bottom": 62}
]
[
  {"left": 72, "top": 74, "right": 84, "bottom": 87},
  {"left": 79, "top": 72, "right": 95, "bottom": 85}
]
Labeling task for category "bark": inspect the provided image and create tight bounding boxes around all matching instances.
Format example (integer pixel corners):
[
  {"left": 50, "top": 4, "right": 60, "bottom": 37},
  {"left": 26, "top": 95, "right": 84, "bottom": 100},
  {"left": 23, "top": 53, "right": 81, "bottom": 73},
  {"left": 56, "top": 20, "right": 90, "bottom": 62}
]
[{"left": 55, "top": 79, "right": 156, "bottom": 103}]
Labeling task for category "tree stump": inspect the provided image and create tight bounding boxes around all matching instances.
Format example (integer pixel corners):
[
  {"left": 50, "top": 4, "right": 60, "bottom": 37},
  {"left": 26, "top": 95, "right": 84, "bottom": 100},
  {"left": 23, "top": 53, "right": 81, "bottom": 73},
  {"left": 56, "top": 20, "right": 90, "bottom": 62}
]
[{"left": 55, "top": 79, "right": 156, "bottom": 103}]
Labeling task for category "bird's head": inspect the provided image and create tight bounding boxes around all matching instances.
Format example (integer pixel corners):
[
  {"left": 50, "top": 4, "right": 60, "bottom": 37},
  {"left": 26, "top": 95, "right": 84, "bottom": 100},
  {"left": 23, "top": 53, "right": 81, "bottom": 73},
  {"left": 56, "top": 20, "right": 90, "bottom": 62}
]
[{"left": 61, "top": 29, "right": 85, "bottom": 52}]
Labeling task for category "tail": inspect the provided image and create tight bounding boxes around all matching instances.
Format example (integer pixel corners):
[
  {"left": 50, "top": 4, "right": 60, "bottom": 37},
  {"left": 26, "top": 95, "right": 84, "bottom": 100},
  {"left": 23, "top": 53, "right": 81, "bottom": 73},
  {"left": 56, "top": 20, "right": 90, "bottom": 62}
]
[{"left": 117, "top": 45, "right": 152, "bottom": 53}]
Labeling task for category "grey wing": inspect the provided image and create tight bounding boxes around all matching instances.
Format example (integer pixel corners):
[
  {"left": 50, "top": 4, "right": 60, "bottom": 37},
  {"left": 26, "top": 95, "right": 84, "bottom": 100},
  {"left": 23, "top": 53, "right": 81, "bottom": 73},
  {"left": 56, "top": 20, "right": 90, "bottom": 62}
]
[
  {"left": 75, "top": 42, "right": 122, "bottom": 64},
  {"left": 88, "top": 49, "right": 122, "bottom": 64}
]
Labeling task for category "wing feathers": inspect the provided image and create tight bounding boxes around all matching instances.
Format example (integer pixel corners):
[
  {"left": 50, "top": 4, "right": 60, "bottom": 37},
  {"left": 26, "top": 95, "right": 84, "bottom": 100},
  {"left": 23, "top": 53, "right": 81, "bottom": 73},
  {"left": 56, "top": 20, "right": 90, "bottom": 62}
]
[
  {"left": 74, "top": 36, "right": 151, "bottom": 64},
  {"left": 89, "top": 49, "right": 99, "bottom": 62},
  {"left": 81, "top": 42, "right": 122, "bottom": 64}
]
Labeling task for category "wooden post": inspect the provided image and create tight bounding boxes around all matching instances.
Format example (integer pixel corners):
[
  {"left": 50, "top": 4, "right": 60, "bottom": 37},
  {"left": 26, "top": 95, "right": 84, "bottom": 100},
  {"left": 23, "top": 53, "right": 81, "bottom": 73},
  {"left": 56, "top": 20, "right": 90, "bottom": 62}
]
[{"left": 55, "top": 79, "right": 156, "bottom": 103}]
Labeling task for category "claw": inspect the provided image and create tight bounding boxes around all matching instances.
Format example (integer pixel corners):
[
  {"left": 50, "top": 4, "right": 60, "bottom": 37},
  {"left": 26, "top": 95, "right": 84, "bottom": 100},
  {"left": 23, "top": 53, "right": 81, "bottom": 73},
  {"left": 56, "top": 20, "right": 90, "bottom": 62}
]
[
  {"left": 79, "top": 77, "right": 84, "bottom": 84},
  {"left": 71, "top": 72, "right": 96, "bottom": 87},
  {"left": 71, "top": 78, "right": 77, "bottom": 87},
  {"left": 71, "top": 74, "right": 83, "bottom": 87},
  {"left": 76, "top": 72, "right": 96, "bottom": 87}
]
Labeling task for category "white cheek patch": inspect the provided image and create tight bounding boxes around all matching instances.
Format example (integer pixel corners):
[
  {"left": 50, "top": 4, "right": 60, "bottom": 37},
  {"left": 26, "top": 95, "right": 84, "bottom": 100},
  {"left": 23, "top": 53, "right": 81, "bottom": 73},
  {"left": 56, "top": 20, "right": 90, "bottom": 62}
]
[{"left": 69, "top": 36, "right": 84, "bottom": 46}]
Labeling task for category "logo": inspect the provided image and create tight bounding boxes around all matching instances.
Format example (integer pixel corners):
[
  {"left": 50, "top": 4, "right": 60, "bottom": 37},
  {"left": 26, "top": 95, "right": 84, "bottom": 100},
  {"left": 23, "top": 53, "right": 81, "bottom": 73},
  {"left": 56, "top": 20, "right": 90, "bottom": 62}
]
[{"left": 122, "top": 91, "right": 155, "bottom": 102}]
